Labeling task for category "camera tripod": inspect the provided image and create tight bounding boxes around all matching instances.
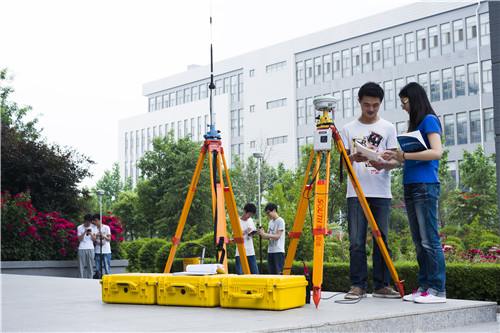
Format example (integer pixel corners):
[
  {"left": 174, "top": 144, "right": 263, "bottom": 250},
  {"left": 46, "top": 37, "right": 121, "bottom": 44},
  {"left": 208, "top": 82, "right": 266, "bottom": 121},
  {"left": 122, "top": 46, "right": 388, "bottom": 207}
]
[{"left": 283, "top": 96, "right": 404, "bottom": 308}]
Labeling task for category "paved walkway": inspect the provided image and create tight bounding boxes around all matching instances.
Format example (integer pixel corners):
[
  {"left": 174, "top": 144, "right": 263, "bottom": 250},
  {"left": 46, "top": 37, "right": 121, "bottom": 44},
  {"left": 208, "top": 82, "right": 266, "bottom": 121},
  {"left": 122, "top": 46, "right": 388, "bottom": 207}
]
[{"left": 1, "top": 274, "right": 498, "bottom": 332}]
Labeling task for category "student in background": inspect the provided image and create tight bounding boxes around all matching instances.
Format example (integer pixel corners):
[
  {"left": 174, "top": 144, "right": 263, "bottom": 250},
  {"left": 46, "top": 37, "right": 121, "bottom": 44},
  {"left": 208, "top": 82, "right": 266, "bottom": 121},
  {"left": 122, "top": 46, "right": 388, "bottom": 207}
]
[
  {"left": 257, "top": 203, "right": 285, "bottom": 274},
  {"left": 234, "top": 203, "right": 259, "bottom": 275},
  {"left": 77, "top": 214, "right": 97, "bottom": 279},
  {"left": 93, "top": 214, "right": 112, "bottom": 279}
]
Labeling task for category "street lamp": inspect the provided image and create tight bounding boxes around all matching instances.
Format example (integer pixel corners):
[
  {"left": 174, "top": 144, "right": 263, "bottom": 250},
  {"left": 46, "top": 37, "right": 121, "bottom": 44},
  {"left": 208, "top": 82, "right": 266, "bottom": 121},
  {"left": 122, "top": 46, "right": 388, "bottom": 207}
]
[
  {"left": 252, "top": 152, "right": 264, "bottom": 272},
  {"left": 96, "top": 190, "right": 104, "bottom": 278}
]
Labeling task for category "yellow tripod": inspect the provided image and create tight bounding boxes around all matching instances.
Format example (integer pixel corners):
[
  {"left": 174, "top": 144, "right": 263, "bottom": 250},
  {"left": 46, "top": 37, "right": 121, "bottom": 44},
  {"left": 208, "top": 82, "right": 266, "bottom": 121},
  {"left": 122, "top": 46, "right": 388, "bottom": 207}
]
[
  {"left": 283, "top": 96, "right": 404, "bottom": 307},
  {"left": 163, "top": 127, "right": 251, "bottom": 275}
]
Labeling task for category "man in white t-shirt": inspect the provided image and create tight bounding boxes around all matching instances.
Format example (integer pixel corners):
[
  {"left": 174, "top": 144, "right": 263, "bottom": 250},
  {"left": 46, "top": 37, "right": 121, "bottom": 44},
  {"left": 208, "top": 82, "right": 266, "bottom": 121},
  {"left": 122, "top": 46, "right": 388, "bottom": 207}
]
[
  {"left": 234, "top": 203, "right": 259, "bottom": 274},
  {"left": 93, "top": 214, "right": 112, "bottom": 279},
  {"left": 77, "top": 214, "right": 97, "bottom": 278},
  {"left": 258, "top": 203, "right": 285, "bottom": 275},
  {"left": 340, "top": 82, "right": 400, "bottom": 299}
]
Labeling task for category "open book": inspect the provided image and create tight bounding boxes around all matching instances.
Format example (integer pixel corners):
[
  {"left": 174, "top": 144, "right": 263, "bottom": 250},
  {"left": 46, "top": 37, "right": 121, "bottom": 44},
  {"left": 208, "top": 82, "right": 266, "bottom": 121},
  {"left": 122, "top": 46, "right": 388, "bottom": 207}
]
[
  {"left": 397, "top": 130, "right": 428, "bottom": 152},
  {"left": 354, "top": 141, "right": 380, "bottom": 162}
]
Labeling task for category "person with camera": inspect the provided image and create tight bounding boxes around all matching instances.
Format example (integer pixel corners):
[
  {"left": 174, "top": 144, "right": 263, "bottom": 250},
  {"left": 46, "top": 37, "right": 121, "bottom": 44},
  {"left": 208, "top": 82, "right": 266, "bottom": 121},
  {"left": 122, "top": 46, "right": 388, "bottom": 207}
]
[
  {"left": 93, "top": 214, "right": 112, "bottom": 278},
  {"left": 77, "top": 214, "right": 97, "bottom": 278}
]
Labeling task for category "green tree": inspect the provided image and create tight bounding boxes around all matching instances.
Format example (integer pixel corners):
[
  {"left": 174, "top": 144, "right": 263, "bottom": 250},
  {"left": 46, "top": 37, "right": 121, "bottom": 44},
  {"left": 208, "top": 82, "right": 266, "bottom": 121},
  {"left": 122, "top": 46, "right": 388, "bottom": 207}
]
[
  {"left": 91, "top": 163, "right": 129, "bottom": 212},
  {"left": 445, "top": 146, "right": 498, "bottom": 229},
  {"left": 113, "top": 190, "right": 148, "bottom": 240}
]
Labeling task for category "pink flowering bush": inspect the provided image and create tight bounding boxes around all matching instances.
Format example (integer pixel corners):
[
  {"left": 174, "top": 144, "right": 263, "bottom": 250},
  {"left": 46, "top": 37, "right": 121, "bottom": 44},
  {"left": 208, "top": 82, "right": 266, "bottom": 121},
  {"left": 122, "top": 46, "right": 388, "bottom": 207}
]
[
  {"left": 441, "top": 234, "right": 500, "bottom": 264},
  {"left": 101, "top": 213, "right": 125, "bottom": 259},
  {"left": 1, "top": 190, "right": 78, "bottom": 260}
]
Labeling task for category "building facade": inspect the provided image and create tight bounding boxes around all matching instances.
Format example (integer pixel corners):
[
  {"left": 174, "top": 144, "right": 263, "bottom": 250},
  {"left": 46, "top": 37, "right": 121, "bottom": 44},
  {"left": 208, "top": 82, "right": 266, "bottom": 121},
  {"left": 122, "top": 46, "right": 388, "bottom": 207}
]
[{"left": 119, "top": 1, "right": 497, "bottom": 189}]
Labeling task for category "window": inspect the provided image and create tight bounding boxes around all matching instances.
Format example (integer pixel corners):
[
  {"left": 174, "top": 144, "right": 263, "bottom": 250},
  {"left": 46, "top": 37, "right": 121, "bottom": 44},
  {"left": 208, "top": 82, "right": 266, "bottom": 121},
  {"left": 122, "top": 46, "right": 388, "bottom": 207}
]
[
  {"left": 405, "top": 32, "right": 415, "bottom": 63},
  {"left": 395, "top": 78, "right": 405, "bottom": 109},
  {"left": 297, "top": 99, "right": 305, "bottom": 126},
  {"left": 125, "top": 133, "right": 128, "bottom": 159},
  {"left": 191, "top": 86, "right": 199, "bottom": 101},
  {"left": 430, "top": 70, "right": 440, "bottom": 102},
  {"left": 169, "top": 92, "right": 175, "bottom": 106},
  {"left": 249, "top": 105, "right": 255, "bottom": 113},
  {"left": 238, "top": 73, "right": 243, "bottom": 100},
  {"left": 266, "top": 98, "right": 287, "bottom": 109},
  {"left": 156, "top": 96, "right": 162, "bottom": 110},
  {"left": 466, "top": 16, "right": 477, "bottom": 48},
  {"left": 342, "top": 49, "right": 351, "bottom": 77},
  {"left": 197, "top": 117, "right": 201, "bottom": 141},
  {"left": 428, "top": 26, "right": 439, "bottom": 57},
  {"left": 250, "top": 141, "right": 255, "bottom": 149},
  {"left": 352, "top": 87, "right": 361, "bottom": 116},
  {"left": 482, "top": 60, "right": 492, "bottom": 93},
  {"left": 394, "top": 35, "right": 404, "bottom": 65},
  {"left": 124, "top": 163, "right": 128, "bottom": 181},
  {"left": 323, "top": 54, "right": 331, "bottom": 81},
  {"left": 343, "top": 89, "right": 352, "bottom": 118},
  {"left": 372, "top": 41, "right": 381, "bottom": 70},
  {"left": 230, "top": 75, "right": 237, "bottom": 102},
  {"left": 184, "top": 119, "right": 188, "bottom": 137},
  {"left": 177, "top": 121, "right": 181, "bottom": 139},
  {"left": 231, "top": 110, "right": 238, "bottom": 137},
  {"left": 305, "top": 59, "right": 313, "bottom": 86},
  {"left": 191, "top": 118, "right": 195, "bottom": 138},
  {"left": 296, "top": 61, "right": 304, "bottom": 88},
  {"left": 332, "top": 52, "right": 340, "bottom": 78},
  {"left": 249, "top": 69, "right": 255, "bottom": 77},
  {"left": 468, "top": 63, "right": 479, "bottom": 95},
  {"left": 447, "top": 161, "right": 457, "bottom": 183},
  {"left": 441, "top": 23, "right": 451, "bottom": 54},
  {"left": 454, "top": 65, "right": 466, "bottom": 97},
  {"left": 266, "top": 60, "right": 286, "bottom": 72},
  {"left": 442, "top": 68, "right": 453, "bottom": 100},
  {"left": 153, "top": 126, "right": 157, "bottom": 139},
  {"left": 396, "top": 121, "right": 406, "bottom": 135},
  {"left": 314, "top": 56, "right": 322, "bottom": 83},
  {"left": 456, "top": 112, "right": 467, "bottom": 145},
  {"left": 417, "top": 29, "right": 427, "bottom": 59},
  {"left": 383, "top": 38, "right": 392, "bottom": 67},
  {"left": 469, "top": 110, "right": 481, "bottom": 143},
  {"left": 418, "top": 73, "right": 428, "bottom": 95},
  {"left": 406, "top": 75, "right": 415, "bottom": 84},
  {"left": 267, "top": 136, "right": 288, "bottom": 146},
  {"left": 141, "top": 129, "right": 145, "bottom": 153},
  {"left": 479, "top": 12, "right": 490, "bottom": 46},
  {"left": 297, "top": 137, "right": 306, "bottom": 162},
  {"left": 135, "top": 130, "right": 139, "bottom": 155},
  {"left": 176, "top": 90, "right": 183, "bottom": 105},
  {"left": 361, "top": 44, "right": 370, "bottom": 72},
  {"left": 215, "top": 79, "right": 222, "bottom": 95},
  {"left": 306, "top": 97, "right": 314, "bottom": 124},
  {"left": 444, "top": 114, "right": 455, "bottom": 146},
  {"left": 352, "top": 46, "right": 361, "bottom": 75},
  {"left": 453, "top": 19, "right": 464, "bottom": 51},
  {"left": 383, "top": 80, "right": 393, "bottom": 111},
  {"left": 484, "top": 108, "right": 494, "bottom": 141},
  {"left": 147, "top": 128, "right": 151, "bottom": 150},
  {"left": 148, "top": 98, "right": 155, "bottom": 112},
  {"left": 223, "top": 77, "right": 230, "bottom": 94}
]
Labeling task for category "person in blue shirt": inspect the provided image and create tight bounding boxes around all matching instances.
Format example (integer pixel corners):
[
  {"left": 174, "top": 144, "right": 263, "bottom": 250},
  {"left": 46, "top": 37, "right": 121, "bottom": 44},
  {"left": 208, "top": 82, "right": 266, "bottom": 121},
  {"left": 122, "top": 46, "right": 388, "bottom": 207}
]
[{"left": 381, "top": 82, "right": 446, "bottom": 304}]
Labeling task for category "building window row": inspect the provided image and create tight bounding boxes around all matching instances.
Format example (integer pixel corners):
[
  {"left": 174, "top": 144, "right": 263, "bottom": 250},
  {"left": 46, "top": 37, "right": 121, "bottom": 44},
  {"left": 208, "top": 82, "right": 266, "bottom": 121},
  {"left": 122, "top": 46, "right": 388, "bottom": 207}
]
[
  {"left": 267, "top": 135, "right": 288, "bottom": 146},
  {"left": 267, "top": 98, "right": 287, "bottom": 109},
  {"left": 443, "top": 108, "right": 494, "bottom": 146},
  {"left": 295, "top": 13, "right": 490, "bottom": 87},
  {"left": 266, "top": 61, "right": 286, "bottom": 73},
  {"left": 231, "top": 108, "right": 244, "bottom": 137}
]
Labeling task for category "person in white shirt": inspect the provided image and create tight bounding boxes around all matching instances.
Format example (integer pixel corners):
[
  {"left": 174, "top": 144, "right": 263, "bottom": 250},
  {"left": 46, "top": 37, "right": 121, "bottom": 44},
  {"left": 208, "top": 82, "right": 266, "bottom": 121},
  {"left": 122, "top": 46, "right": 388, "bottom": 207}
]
[
  {"left": 77, "top": 214, "right": 97, "bottom": 278},
  {"left": 235, "top": 203, "right": 259, "bottom": 274},
  {"left": 258, "top": 203, "right": 285, "bottom": 274},
  {"left": 93, "top": 214, "right": 112, "bottom": 278}
]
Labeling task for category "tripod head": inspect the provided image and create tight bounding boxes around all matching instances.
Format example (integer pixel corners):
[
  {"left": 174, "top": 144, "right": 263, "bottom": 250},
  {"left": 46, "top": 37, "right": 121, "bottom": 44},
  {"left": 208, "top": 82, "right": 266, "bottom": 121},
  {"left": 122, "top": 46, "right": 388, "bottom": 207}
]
[{"left": 313, "top": 96, "right": 336, "bottom": 151}]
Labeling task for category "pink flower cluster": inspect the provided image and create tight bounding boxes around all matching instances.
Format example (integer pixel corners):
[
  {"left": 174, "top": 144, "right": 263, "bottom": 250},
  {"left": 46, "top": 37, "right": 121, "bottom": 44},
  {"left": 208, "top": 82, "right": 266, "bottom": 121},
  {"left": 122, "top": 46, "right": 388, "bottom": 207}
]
[{"left": 440, "top": 238, "right": 499, "bottom": 264}]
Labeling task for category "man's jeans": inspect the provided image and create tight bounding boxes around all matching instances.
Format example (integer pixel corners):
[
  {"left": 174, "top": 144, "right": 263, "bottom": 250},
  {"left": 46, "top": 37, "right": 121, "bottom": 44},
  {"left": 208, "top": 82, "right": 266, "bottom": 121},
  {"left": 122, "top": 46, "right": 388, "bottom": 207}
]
[
  {"left": 235, "top": 255, "right": 260, "bottom": 274},
  {"left": 404, "top": 183, "right": 446, "bottom": 296},
  {"left": 267, "top": 252, "right": 285, "bottom": 275},
  {"left": 347, "top": 197, "right": 392, "bottom": 291},
  {"left": 95, "top": 253, "right": 111, "bottom": 279}
]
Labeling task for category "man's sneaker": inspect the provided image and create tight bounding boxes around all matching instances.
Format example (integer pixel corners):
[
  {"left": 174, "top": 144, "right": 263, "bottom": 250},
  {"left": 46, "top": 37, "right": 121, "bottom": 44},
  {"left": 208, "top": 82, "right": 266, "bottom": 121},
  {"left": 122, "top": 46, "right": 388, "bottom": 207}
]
[
  {"left": 344, "top": 286, "right": 367, "bottom": 299},
  {"left": 414, "top": 292, "right": 447, "bottom": 304},
  {"left": 373, "top": 286, "right": 401, "bottom": 298},
  {"left": 403, "top": 290, "right": 422, "bottom": 302}
]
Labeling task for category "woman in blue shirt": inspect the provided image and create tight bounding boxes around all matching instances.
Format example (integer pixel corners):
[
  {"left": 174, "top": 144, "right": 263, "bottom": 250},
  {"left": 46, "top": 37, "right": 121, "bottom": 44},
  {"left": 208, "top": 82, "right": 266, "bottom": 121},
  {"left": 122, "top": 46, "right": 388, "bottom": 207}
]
[{"left": 382, "top": 82, "right": 446, "bottom": 304}]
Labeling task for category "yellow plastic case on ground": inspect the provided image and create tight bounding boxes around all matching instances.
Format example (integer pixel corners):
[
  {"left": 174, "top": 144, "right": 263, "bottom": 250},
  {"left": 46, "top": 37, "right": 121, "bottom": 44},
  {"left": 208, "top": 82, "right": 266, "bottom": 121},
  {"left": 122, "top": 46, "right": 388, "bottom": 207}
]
[
  {"left": 101, "top": 273, "right": 167, "bottom": 305},
  {"left": 156, "top": 274, "right": 226, "bottom": 307},
  {"left": 220, "top": 274, "right": 308, "bottom": 310}
]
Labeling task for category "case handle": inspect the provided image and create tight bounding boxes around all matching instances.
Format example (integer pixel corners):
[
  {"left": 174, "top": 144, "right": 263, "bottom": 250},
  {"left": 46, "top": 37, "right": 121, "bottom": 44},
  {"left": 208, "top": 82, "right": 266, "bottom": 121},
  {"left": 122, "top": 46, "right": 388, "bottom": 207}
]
[
  {"left": 229, "top": 292, "right": 263, "bottom": 299},
  {"left": 166, "top": 283, "right": 196, "bottom": 294},
  {"left": 110, "top": 281, "right": 139, "bottom": 293}
]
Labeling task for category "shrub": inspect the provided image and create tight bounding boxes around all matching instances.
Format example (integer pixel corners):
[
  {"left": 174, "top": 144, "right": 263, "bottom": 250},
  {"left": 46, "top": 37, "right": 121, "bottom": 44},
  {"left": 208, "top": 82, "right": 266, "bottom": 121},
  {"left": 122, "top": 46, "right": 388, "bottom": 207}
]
[
  {"left": 441, "top": 235, "right": 465, "bottom": 252},
  {"left": 439, "top": 225, "right": 459, "bottom": 236},
  {"left": 138, "top": 238, "right": 167, "bottom": 272},
  {"left": 124, "top": 238, "right": 149, "bottom": 272},
  {"left": 1, "top": 191, "right": 78, "bottom": 260},
  {"left": 154, "top": 242, "right": 173, "bottom": 273},
  {"left": 101, "top": 214, "right": 125, "bottom": 259}
]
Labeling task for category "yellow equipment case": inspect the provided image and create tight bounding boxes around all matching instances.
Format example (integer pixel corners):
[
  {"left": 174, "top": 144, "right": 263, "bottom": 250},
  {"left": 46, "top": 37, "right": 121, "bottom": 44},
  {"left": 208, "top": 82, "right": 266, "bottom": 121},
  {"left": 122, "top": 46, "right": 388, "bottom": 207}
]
[
  {"left": 156, "top": 274, "right": 225, "bottom": 307},
  {"left": 101, "top": 273, "right": 167, "bottom": 305},
  {"left": 220, "top": 274, "right": 308, "bottom": 310}
]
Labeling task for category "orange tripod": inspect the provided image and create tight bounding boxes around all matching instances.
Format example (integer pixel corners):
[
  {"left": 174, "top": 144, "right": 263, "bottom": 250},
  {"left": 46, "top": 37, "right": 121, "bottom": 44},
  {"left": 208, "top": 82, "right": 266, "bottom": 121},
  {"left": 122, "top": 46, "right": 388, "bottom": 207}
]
[
  {"left": 283, "top": 96, "right": 404, "bottom": 308},
  {"left": 163, "top": 127, "right": 251, "bottom": 275}
]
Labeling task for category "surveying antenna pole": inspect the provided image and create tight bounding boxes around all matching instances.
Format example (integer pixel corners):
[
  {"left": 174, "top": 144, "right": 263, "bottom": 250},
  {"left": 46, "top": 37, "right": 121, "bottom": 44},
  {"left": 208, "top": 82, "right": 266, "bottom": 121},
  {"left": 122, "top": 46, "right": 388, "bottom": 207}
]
[
  {"left": 163, "top": 14, "right": 251, "bottom": 275},
  {"left": 283, "top": 96, "right": 404, "bottom": 307}
]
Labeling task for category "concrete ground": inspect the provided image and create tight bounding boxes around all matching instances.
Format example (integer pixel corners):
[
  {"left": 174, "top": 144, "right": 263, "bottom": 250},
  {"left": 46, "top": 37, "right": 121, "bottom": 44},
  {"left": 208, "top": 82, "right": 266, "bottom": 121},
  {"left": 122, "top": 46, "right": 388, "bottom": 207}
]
[{"left": 1, "top": 274, "right": 498, "bottom": 332}]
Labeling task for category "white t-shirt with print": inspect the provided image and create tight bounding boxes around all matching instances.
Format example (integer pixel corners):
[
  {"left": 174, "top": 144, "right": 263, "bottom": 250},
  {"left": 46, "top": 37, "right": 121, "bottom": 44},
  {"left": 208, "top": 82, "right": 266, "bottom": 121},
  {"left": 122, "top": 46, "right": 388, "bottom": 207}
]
[
  {"left": 267, "top": 217, "right": 285, "bottom": 253},
  {"left": 235, "top": 217, "right": 256, "bottom": 257},
  {"left": 94, "top": 224, "right": 112, "bottom": 254}
]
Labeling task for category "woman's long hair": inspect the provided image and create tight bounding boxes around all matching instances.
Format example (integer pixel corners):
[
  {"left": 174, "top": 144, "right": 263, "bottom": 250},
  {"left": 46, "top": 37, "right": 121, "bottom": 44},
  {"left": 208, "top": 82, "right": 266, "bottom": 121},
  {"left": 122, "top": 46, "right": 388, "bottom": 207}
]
[{"left": 399, "top": 82, "right": 441, "bottom": 132}]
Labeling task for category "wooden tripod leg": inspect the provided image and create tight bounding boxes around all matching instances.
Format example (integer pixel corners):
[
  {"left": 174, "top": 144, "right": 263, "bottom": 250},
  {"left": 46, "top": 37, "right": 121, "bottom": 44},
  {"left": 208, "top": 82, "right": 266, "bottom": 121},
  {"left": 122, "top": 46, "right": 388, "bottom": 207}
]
[
  {"left": 333, "top": 132, "right": 405, "bottom": 297},
  {"left": 221, "top": 152, "right": 251, "bottom": 275},
  {"left": 283, "top": 149, "right": 316, "bottom": 275},
  {"left": 164, "top": 147, "right": 207, "bottom": 273}
]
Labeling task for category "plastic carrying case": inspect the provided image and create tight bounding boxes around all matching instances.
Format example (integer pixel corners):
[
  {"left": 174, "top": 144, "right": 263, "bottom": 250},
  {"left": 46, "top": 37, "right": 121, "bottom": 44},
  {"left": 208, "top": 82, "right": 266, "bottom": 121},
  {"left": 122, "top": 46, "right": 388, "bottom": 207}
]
[
  {"left": 101, "top": 273, "right": 167, "bottom": 305},
  {"left": 220, "top": 274, "right": 308, "bottom": 310},
  {"left": 156, "top": 274, "right": 225, "bottom": 307}
]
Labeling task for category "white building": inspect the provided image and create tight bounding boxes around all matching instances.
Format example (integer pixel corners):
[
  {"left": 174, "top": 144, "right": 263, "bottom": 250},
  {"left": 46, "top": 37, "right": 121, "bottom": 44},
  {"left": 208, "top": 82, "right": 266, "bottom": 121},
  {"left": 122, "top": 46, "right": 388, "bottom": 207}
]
[{"left": 119, "top": 1, "right": 498, "bottom": 189}]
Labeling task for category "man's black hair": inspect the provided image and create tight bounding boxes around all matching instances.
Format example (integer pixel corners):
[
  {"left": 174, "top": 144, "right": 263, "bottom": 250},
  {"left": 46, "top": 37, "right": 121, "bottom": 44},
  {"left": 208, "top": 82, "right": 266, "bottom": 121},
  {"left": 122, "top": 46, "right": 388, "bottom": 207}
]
[
  {"left": 358, "top": 81, "right": 384, "bottom": 102},
  {"left": 243, "top": 203, "right": 257, "bottom": 214},
  {"left": 265, "top": 203, "right": 278, "bottom": 213},
  {"left": 84, "top": 214, "right": 93, "bottom": 222},
  {"left": 92, "top": 213, "right": 100, "bottom": 221}
]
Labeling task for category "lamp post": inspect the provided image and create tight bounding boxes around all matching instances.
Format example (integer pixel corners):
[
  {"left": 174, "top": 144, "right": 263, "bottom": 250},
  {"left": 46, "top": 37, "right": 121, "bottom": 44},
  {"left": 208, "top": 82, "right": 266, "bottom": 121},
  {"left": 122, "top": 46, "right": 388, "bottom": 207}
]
[
  {"left": 252, "top": 152, "right": 264, "bottom": 273},
  {"left": 96, "top": 190, "right": 104, "bottom": 278}
]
